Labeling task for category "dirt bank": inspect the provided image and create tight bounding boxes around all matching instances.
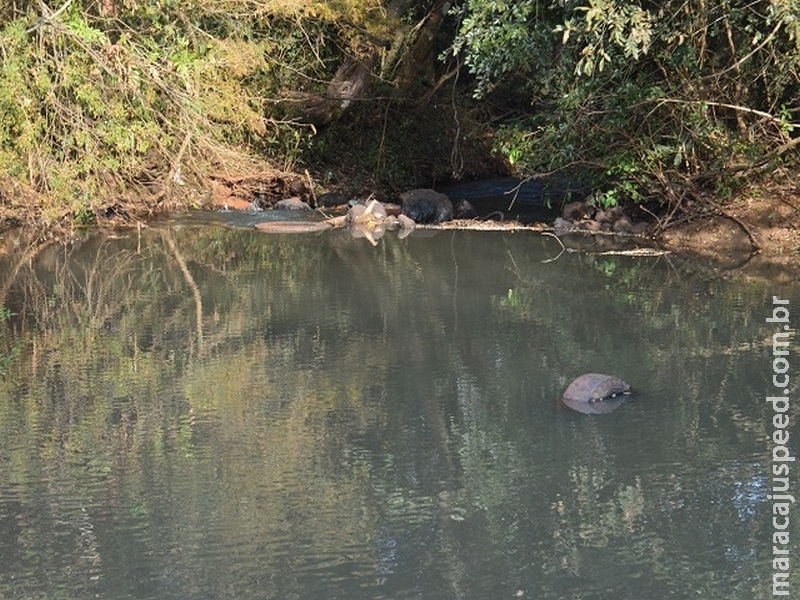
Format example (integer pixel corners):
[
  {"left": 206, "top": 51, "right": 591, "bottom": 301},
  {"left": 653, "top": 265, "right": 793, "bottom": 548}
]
[{"left": 658, "top": 181, "right": 800, "bottom": 279}]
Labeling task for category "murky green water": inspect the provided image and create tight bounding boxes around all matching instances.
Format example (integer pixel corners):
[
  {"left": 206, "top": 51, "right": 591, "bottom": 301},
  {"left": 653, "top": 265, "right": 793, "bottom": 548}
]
[{"left": 0, "top": 218, "right": 797, "bottom": 599}]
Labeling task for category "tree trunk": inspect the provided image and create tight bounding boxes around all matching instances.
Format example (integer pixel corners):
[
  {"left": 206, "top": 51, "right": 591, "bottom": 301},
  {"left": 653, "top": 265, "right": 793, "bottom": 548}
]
[{"left": 280, "top": 0, "right": 448, "bottom": 127}]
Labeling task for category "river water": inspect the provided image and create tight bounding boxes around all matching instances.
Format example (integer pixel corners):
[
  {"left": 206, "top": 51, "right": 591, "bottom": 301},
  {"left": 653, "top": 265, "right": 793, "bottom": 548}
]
[{"left": 0, "top": 216, "right": 797, "bottom": 599}]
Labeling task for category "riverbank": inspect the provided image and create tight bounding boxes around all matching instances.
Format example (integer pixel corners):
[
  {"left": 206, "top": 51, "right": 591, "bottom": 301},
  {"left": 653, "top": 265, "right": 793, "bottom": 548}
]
[
  {"left": 1, "top": 169, "right": 798, "bottom": 277},
  {"left": 659, "top": 178, "right": 800, "bottom": 278}
]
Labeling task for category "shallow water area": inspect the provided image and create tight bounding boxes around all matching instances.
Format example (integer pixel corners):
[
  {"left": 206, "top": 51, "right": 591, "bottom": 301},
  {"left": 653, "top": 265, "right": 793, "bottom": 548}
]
[{"left": 0, "top": 215, "right": 796, "bottom": 599}]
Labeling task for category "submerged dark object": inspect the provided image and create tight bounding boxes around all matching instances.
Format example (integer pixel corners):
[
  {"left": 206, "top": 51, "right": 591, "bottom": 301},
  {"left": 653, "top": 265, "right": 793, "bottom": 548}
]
[{"left": 562, "top": 373, "right": 632, "bottom": 415}]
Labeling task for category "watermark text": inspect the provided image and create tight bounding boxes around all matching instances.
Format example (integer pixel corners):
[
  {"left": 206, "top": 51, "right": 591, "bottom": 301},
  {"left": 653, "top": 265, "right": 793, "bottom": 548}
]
[{"left": 767, "top": 296, "right": 793, "bottom": 596}]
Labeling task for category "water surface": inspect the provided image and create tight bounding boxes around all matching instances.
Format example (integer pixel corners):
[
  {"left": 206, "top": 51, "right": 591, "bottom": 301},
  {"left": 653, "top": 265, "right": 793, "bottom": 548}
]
[{"left": 0, "top": 219, "right": 796, "bottom": 599}]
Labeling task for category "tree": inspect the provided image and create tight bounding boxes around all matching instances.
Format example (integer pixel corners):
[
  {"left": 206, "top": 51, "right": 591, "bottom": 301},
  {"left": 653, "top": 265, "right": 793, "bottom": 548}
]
[
  {"left": 448, "top": 0, "right": 800, "bottom": 206},
  {"left": 0, "top": 0, "right": 469, "bottom": 224},
  {"left": 277, "top": 0, "right": 455, "bottom": 126}
]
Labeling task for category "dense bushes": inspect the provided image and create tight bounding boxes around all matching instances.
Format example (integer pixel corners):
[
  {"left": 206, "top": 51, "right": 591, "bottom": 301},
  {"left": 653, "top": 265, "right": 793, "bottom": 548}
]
[
  {"left": 0, "top": 0, "right": 797, "bottom": 226},
  {"left": 449, "top": 0, "right": 800, "bottom": 206},
  {"left": 0, "top": 0, "right": 375, "bottom": 224}
]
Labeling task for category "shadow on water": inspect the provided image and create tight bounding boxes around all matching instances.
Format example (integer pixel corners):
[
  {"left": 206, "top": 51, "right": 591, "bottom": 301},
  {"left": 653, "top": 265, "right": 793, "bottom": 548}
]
[{"left": 0, "top": 220, "right": 797, "bottom": 600}]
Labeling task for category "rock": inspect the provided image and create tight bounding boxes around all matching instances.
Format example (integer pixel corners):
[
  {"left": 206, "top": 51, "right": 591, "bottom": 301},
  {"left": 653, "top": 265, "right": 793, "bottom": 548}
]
[
  {"left": 383, "top": 203, "right": 402, "bottom": 217},
  {"left": 398, "top": 189, "right": 453, "bottom": 224},
  {"left": 317, "top": 192, "right": 347, "bottom": 207},
  {"left": 274, "top": 197, "right": 312, "bottom": 211},
  {"left": 346, "top": 204, "right": 366, "bottom": 224},
  {"left": 631, "top": 221, "right": 649, "bottom": 235},
  {"left": 453, "top": 198, "right": 478, "bottom": 219},
  {"left": 613, "top": 215, "right": 634, "bottom": 233},
  {"left": 562, "top": 200, "right": 595, "bottom": 222}
]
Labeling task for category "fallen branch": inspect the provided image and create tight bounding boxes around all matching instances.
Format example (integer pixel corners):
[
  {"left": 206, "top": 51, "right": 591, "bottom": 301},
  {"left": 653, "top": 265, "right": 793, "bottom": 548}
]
[
  {"left": 655, "top": 97, "right": 792, "bottom": 127},
  {"left": 710, "top": 203, "right": 761, "bottom": 254}
]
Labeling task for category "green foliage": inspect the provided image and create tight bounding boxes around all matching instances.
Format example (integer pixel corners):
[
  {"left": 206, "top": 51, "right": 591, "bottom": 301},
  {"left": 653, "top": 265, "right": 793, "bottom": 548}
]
[
  {"left": 2, "top": 0, "right": 796, "bottom": 222},
  {"left": 73, "top": 207, "right": 95, "bottom": 227},
  {"left": 596, "top": 155, "right": 646, "bottom": 206},
  {"left": 493, "top": 123, "right": 536, "bottom": 170},
  {"left": 449, "top": 1, "right": 547, "bottom": 98},
  {"left": 557, "top": 0, "right": 653, "bottom": 76},
  {"left": 0, "top": 0, "right": 385, "bottom": 224},
  {"left": 450, "top": 0, "right": 800, "bottom": 204}
]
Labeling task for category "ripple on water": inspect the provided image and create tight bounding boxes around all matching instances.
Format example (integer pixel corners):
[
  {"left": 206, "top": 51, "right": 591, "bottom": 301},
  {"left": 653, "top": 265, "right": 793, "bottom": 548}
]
[{"left": 0, "top": 224, "right": 784, "bottom": 600}]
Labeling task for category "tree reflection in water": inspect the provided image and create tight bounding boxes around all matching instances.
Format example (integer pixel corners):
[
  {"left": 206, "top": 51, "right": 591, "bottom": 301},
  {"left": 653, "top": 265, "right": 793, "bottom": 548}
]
[{"left": 0, "top": 223, "right": 794, "bottom": 599}]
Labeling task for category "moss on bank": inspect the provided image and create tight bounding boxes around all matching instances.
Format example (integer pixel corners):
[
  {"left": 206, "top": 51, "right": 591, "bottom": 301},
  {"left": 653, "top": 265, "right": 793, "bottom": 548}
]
[{"left": 0, "top": 1, "right": 506, "bottom": 232}]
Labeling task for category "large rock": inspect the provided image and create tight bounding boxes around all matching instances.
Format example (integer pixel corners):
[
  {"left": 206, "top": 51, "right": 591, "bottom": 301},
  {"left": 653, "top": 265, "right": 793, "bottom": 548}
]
[
  {"left": 453, "top": 198, "right": 478, "bottom": 219},
  {"left": 561, "top": 200, "right": 595, "bottom": 222},
  {"left": 398, "top": 189, "right": 453, "bottom": 224},
  {"left": 274, "top": 197, "right": 312, "bottom": 211},
  {"left": 346, "top": 199, "right": 387, "bottom": 226},
  {"left": 317, "top": 192, "right": 347, "bottom": 207}
]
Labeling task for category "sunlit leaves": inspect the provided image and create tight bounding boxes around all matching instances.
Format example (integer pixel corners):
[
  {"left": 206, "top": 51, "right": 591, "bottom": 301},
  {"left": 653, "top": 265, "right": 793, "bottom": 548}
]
[
  {"left": 449, "top": 0, "right": 799, "bottom": 204},
  {"left": 0, "top": 0, "right": 391, "bottom": 222},
  {"left": 63, "top": 8, "right": 108, "bottom": 44},
  {"left": 557, "top": 1, "right": 653, "bottom": 76},
  {"left": 449, "top": 0, "right": 545, "bottom": 97}
]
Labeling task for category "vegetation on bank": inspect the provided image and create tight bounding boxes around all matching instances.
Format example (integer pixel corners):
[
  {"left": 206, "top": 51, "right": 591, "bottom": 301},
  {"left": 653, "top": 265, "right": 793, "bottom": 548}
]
[{"left": 0, "top": 0, "right": 798, "bottom": 229}]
